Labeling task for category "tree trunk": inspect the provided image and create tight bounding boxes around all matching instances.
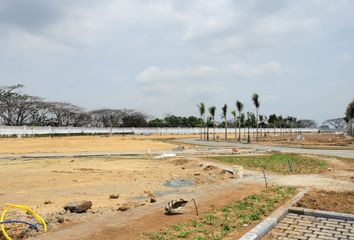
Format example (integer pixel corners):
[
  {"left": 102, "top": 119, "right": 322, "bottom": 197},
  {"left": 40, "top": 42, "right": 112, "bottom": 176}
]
[
  {"left": 225, "top": 121, "right": 228, "bottom": 141},
  {"left": 213, "top": 120, "right": 215, "bottom": 140},
  {"left": 256, "top": 108, "right": 259, "bottom": 142},
  {"left": 238, "top": 119, "right": 241, "bottom": 142},
  {"left": 207, "top": 124, "right": 209, "bottom": 141}
]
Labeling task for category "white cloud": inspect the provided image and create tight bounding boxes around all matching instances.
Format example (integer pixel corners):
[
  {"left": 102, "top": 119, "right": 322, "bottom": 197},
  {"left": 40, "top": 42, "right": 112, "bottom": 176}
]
[
  {"left": 136, "top": 65, "right": 217, "bottom": 83},
  {"left": 229, "top": 62, "right": 281, "bottom": 77}
]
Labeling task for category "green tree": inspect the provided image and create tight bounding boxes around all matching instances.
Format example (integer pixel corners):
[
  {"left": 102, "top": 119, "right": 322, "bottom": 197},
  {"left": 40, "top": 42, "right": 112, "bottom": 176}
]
[
  {"left": 236, "top": 100, "right": 244, "bottom": 141},
  {"left": 246, "top": 112, "right": 251, "bottom": 143},
  {"left": 221, "top": 104, "right": 228, "bottom": 141},
  {"left": 345, "top": 99, "right": 354, "bottom": 136},
  {"left": 198, "top": 102, "right": 206, "bottom": 140},
  {"left": 231, "top": 110, "right": 237, "bottom": 141},
  {"left": 252, "top": 93, "right": 260, "bottom": 142},
  {"left": 208, "top": 106, "right": 216, "bottom": 141},
  {"left": 345, "top": 99, "right": 354, "bottom": 122}
]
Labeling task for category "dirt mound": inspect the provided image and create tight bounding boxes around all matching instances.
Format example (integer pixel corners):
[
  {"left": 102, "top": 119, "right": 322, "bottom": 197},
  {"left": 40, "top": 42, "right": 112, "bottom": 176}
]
[
  {"left": 296, "top": 190, "right": 354, "bottom": 214},
  {"left": 171, "top": 159, "right": 190, "bottom": 165}
]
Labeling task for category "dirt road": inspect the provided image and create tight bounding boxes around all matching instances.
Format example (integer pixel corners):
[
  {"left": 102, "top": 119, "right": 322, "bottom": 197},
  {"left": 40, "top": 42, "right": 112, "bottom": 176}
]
[{"left": 176, "top": 139, "right": 354, "bottom": 158}]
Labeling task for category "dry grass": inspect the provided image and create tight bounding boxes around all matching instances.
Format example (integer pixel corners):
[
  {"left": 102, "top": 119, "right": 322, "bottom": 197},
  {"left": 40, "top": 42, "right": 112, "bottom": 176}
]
[{"left": 0, "top": 135, "right": 198, "bottom": 154}]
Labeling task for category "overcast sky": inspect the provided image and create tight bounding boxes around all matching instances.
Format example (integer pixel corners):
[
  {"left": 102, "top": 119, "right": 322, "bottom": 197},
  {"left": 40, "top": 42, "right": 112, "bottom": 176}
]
[{"left": 0, "top": 0, "right": 353, "bottom": 123}]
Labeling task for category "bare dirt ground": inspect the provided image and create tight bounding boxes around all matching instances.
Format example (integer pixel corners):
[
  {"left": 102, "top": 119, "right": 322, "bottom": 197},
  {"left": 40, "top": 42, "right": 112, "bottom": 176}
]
[
  {"left": 259, "top": 133, "right": 354, "bottom": 149},
  {"left": 0, "top": 156, "right": 232, "bottom": 216},
  {"left": 296, "top": 190, "right": 354, "bottom": 214},
  {"left": 0, "top": 135, "right": 199, "bottom": 155},
  {"left": 208, "top": 132, "right": 354, "bottom": 149},
  {"left": 0, "top": 156, "right": 237, "bottom": 239}
]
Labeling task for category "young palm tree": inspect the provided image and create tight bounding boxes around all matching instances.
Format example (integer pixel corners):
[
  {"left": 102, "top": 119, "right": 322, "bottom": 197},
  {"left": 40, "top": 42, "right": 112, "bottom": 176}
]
[
  {"left": 252, "top": 93, "right": 260, "bottom": 142},
  {"left": 246, "top": 112, "right": 251, "bottom": 143},
  {"left": 231, "top": 110, "right": 237, "bottom": 141},
  {"left": 221, "top": 104, "right": 228, "bottom": 141},
  {"left": 208, "top": 106, "right": 216, "bottom": 141},
  {"left": 236, "top": 100, "right": 244, "bottom": 142},
  {"left": 197, "top": 103, "right": 205, "bottom": 140}
]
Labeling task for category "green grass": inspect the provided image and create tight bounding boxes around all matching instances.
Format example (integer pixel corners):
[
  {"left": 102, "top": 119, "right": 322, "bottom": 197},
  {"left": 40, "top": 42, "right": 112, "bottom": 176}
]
[
  {"left": 210, "top": 153, "right": 328, "bottom": 174},
  {"left": 139, "top": 186, "right": 296, "bottom": 240}
]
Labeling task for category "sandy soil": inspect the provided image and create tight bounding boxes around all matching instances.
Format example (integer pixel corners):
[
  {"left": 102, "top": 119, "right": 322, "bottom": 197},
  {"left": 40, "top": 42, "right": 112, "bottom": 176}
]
[
  {"left": 259, "top": 133, "right": 354, "bottom": 149},
  {"left": 296, "top": 190, "right": 354, "bottom": 214},
  {"left": 0, "top": 156, "right": 236, "bottom": 239},
  {"left": 0, "top": 135, "right": 196, "bottom": 154},
  {"left": 0, "top": 157, "right": 232, "bottom": 214}
]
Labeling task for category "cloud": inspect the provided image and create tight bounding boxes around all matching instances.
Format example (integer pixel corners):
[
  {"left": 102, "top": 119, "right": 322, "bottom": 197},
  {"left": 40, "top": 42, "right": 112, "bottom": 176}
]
[
  {"left": 230, "top": 62, "right": 281, "bottom": 77},
  {"left": 137, "top": 65, "right": 217, "bottom": 83},
  {"left": 136, "top": 65, "right": 223, "bottom": 97},
  {"left": 0, "top": 0, "right": 353, "bottom": 121}
]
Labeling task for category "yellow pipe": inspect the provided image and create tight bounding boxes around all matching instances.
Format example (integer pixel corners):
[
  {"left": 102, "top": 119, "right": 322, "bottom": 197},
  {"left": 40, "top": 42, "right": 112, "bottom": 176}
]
[{"left": 1, "top": 204, "right": 47, "bottom": 240}]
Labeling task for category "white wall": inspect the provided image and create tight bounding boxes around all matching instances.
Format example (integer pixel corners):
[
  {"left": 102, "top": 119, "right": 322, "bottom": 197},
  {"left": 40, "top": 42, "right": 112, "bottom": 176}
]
[{"left": 0, "top": 126, "right": 319, "bottom": 136}]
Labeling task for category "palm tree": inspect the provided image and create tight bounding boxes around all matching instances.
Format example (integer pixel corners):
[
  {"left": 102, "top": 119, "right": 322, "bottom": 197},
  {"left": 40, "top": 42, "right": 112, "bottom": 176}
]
[
  {"left": 236, "top": 100, "right": 244, "bottom": 142},
  {"left": 231, "top": 110, "right": 237, "bottom": 141},
  {"left": 221, "top": 104, "right": 228, "bottom": 141},
  {"left": 252, "top": 93, "right": 260, "bottom": 142},
  {"left": 198, "top": 103, "right": 205, "bottom": 140},
  {"left": 208, "top": 106, "right": 216, "bottom": 141},
  {"left": 246, "top": 112, "right": 251, "bottom": 143}
]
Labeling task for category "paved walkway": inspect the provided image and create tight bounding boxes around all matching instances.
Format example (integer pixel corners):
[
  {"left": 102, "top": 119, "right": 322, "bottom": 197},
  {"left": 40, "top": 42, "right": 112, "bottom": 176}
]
[
  {"left": 175, "top": 139, "right": 354, "bottom": 159},
  {"left": 265, "top": 212, "right": 354, "bottom": 240}
]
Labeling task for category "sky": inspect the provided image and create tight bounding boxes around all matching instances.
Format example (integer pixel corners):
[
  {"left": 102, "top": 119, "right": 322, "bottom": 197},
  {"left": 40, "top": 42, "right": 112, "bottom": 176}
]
[{"left": 0, "top": 0, "right": 353, "bottom": 123}]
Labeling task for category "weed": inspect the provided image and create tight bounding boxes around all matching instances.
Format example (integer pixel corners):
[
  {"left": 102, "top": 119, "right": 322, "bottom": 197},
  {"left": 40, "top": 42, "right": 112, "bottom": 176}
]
[
  {"left": 140, "top": 186, "right": 296, "bottom": 240},
  {"left": 211, "top": 153, "right": 328, "bottom": 174},
  {"left": 204, "top": 214, "right": 217, "bottom": 225}
]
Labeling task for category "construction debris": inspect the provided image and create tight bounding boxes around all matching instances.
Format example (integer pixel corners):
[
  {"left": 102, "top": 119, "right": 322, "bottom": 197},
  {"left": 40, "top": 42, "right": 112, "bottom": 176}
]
[
  {"left": 164, "top": 198, "right": 198, "bottom": 215},
  {"left": 109, "top": 194, "right": 120, "bottom": 199},
  {"left": 165, "top": 199, "right": 189, "bottom": 214},
  {"left": 63, "top": 201, "right": 92, "bottom": 213}
]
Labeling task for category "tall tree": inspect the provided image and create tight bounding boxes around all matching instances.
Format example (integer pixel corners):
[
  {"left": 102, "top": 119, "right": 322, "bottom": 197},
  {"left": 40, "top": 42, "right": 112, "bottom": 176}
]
[
  {"left": 231, "top": 110, "right": 237, "bottom": 141},
  {"left": 236, "top": 100, "right": 244, "bottom": 141},
  {"left": 221, "top": 104, "right": 228, "bottom": 141},
  {"left": 198, "top": 103, "right": 205, "bottom": 140},
  {"left": 208, "top": 106, "right": 216, "bottom": 141},
  {"left": 252, "top": 93, "right": 260, "bottom": 142},
  {"left": 345, "top": 99, "right": 354, "bottom": 136},
  {"left": 246, "top": 112, "right": 251, "bottom": 143}
]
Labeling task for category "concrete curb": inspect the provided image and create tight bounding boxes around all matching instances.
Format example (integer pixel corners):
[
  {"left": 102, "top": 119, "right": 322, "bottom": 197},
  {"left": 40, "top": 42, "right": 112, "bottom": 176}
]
[
  {"left": 288, "top": 207, "right": 354, "bottom": 221},
  {"left": 239, "top": 188, "right": 309, "bottom": 240}
]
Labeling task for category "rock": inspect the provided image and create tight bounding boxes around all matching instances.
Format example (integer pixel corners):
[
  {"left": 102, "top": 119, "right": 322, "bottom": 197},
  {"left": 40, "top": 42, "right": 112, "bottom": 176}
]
[
  {"left": 117, "top": 203, "right": 132, "bottom": 211},
  {"left": 63, "top": 201, "right": 92, "bottom": 213},
  {"left": 117, "top": 201, "right": 147, "bottom": 211},
  {"left": 204, "top": 165, "right": 217, "bottom": 171},
  {"left": 220, "top": 169, "right": 233, "bottom": 176},
  {"left": 150, "top": 197, "right": 157, "bottom": 203},
  {"left": 109, "top": 194, "right": 119, "bottom": 199},
  {"left": 44, "top": 200, "right": 53, "bottom": 205},
  {"left": 56, "top": 216, "right": 64, "bottom": 223}
]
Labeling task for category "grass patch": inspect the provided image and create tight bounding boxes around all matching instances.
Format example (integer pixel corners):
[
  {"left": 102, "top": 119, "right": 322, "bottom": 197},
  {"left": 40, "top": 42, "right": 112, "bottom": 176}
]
[
  {"left": 210, "top": 153, "right": 328, "bottom": 174},
  {"left": 139, "top": 186, "right": 296, "bottom": 240},
  {"left": 333, "top": 156, "right": 354, "bottom": 164}
]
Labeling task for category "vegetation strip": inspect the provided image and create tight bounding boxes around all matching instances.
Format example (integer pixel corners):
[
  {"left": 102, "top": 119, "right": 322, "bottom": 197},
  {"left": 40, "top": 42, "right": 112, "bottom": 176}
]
[
  {"left": 140, "top": 186, "right": 296, "bottom": 240},
  {"left": 210, "top": 153, "right": 328, "bottom": 174}
]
